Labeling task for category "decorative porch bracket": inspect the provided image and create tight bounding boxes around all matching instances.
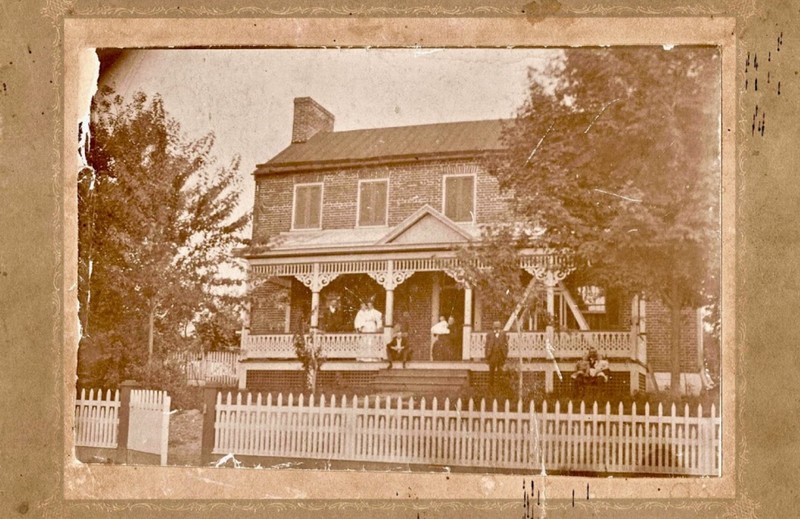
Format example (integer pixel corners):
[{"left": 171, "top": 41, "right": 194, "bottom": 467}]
[
  {"left": 367, "top": 261, "right": 415, "bottom": 337},
  {"left": 293, "top": 270, "right": 340, "bottom": 293},
  {"left": 367, "top": 266, "right": 415, "bottom": 291},
  {"left": 521, "top": 265, "right": 572, "bottom": 287},
  {"left": 443, "top": 267, "right": 470, "bottom": 288}
]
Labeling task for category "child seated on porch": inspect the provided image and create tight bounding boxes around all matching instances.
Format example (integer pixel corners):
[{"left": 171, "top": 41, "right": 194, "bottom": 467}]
[
  {"left": 386, "top": 329, "right": 411, "bottom": 368},
  {"left": 572, "top": 349, "right": 610, "bottom": 383},
  {"left": 590, "top": 356, "right": 610, "bottom": 382}
]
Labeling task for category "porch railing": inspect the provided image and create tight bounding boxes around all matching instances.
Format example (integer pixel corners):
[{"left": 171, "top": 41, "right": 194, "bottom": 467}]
[
  {"left": 242, "top": 332, "right": 386, "bottom": 360},
  {"left": 469, "top": 331, "right": 640, "bottom": 361}
]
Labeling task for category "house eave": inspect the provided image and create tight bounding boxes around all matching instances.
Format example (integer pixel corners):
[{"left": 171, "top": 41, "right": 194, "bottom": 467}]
[
  {"left": 254, "top": 150, "right": 503, "bottom": 176},
  {"left": 242, "top": 241, "right": 465, "bottom": 262}
]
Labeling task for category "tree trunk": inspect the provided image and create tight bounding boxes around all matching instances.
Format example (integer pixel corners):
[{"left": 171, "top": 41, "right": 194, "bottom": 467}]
[{"left": 669, "top": 278, "right": 682, "bottom": 396}]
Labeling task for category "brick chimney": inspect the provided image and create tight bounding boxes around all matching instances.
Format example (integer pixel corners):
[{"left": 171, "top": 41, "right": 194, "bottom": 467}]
[{"left": 291, "top": 97, "right": 335, "bottom": 143}]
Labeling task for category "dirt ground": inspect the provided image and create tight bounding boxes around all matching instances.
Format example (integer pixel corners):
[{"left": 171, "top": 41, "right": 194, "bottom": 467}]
[{"left": 167, "top": 409, "right": 203, "bottom": 466}]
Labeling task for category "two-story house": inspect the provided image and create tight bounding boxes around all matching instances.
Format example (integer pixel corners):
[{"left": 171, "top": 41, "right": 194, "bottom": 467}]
[{"left": 237, "top": 97, "right": 704, "bottom": 397}]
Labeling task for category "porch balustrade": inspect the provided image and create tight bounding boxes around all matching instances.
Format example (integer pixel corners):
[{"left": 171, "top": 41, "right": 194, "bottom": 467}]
[
  {"left": 242, "top": 332, "right": 386, "bottom": 360},
  {"left": 469, "top": 330, "right": 640, "bottom": 361}
]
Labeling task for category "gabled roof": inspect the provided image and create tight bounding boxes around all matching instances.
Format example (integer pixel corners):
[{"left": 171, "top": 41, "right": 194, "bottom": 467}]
[
  {"left": 259, "top": 119, "right": 509, "bottom": 173},
  {"left": 243, "top": 206, "right": 479, "bottom": 259},
  {"left": 377, "top": 205, "right": 475, "bottom": 245}
]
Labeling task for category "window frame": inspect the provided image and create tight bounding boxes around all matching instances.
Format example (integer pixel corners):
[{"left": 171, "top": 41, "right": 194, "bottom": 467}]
[
  {"left": 356, "top": 178, "right": 390, "bottom": 228},
  {"left": 442, "top": 173, "right": 477, "bottom": 223},
  {"left": 291, "top": 181, "right": 324, "bottom": 231}
]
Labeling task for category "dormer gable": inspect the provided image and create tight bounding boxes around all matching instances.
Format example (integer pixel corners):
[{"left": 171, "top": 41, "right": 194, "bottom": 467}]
[{"left": 377, "top": 205, "right": 474, "bottom": 245}]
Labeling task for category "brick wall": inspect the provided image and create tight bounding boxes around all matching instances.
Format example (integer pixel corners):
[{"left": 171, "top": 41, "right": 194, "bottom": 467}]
[
  {"left": 288, "top": 278, "right": 312, "bottom": 333},
  {"left": 252, "top": 160, "right": 513, "bottom": 243},
  {"left": 645, "top": 299, "right": 700, "bottom": 373}
]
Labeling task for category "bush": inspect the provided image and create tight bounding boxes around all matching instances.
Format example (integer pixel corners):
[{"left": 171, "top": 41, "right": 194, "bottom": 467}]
[{"left": 129, "top": 361, "right": 204, "bottom": 411}]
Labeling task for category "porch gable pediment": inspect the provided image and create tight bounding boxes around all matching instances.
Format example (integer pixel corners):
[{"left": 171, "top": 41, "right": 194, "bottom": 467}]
[{"left": 377, "top": 205, "right": 475, "bottom": 245}]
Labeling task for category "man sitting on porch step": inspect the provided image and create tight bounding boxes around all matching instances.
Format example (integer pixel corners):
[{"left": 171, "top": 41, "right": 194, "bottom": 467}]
[{"left": 386, "top": 329, "right": 411, "bottom": 369}]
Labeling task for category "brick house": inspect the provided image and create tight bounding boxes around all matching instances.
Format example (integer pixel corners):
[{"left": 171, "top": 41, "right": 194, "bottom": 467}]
[{"left": 238, "top": 97, "right": 705, "bottom": 396}]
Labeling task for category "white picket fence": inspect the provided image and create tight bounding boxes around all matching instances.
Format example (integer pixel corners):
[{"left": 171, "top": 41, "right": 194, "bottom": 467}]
[
  {"left": 212, "top": 392, "right": 720, "bottom": 476},
  {"left": 128, "top": 389, "right": 171, "bottom": 466},
  {"left": 74, "top": 388, "right": 120, "bottom": 448}
]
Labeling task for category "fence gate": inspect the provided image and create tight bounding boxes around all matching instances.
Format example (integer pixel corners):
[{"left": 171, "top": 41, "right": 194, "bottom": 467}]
[{"left": 127, "top": 389, "right": 171, "bottom": 466}]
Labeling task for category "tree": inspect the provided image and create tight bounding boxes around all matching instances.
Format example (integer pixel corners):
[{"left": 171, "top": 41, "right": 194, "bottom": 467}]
[
  {"left": 78, "top": 87, "right": 250, "bottom": 387},
  {"left": 485, "top": 47, "right": 721, "bottom": 394}
]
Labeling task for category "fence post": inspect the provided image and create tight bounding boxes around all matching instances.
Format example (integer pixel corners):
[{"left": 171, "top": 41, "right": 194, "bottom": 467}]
[
  {"left": 116, "top": 380, "right": 140, "bottom": 464},
  {"left": 201, "top": 382, "right": 223, "bottom": 466}
]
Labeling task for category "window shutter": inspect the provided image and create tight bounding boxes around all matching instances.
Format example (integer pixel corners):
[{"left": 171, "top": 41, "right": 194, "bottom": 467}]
[
  {"left": 294, "top": 185, "right": 322, "bottom": 229},
  {"left": 359, "top": 181, "right": 387, "bottom": 226},
  {"left": 445, "top": 176, "right": 474, "bottom": 222}
]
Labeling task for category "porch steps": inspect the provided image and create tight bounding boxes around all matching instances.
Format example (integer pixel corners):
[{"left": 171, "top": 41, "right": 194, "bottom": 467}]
[{"left": 372, "top": 368, "right": 470, "bottom": 397}]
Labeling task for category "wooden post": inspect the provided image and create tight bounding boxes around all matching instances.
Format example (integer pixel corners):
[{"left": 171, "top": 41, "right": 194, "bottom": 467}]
[
  {"left": 473, "top": 287, "right": 482, "bottom": 331},
  {"left": 384, "top": 288, "right": 394, "bottom": 346},
  {"left": 116, "top": 380, "right": 140, "bottom": 464},
  {"left": 310, "top": 290, "right": 320, "bottom": 330},
  {"left": 462, "top": 285, "right": 473, "bottom": 360},
  {"left": 545, "top": 281, "right": 555, "bottom": 344},
  {"left": 200, "top": 382, "right": 223, "bottom": 466},
  {"left": 431, "top": 274, "right": 440, "bottom": 360}
]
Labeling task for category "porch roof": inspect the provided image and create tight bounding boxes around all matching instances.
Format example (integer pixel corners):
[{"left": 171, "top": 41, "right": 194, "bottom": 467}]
[{"left": 242, "top": 205, "right": 481, "bottom": 260}]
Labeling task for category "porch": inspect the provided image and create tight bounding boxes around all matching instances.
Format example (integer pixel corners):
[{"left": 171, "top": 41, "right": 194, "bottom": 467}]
[
  {"left": 241, "top": 207, "right": 648, "bottom": 396},
  {"left": 238, "top": 329, "right": 649, "bottom": 395},
  {"left": 240, "top": 329, "right": 646, "bottom": 363}
]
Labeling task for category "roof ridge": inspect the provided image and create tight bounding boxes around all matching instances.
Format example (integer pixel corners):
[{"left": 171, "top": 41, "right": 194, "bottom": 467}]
[{"left": 310, "top": 118, "right": 511, "bottom": 137}]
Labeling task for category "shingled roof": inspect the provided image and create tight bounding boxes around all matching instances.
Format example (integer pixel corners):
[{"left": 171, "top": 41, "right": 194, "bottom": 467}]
[{"left": 258, "top": 119, "right": 510, "bottom": 173}]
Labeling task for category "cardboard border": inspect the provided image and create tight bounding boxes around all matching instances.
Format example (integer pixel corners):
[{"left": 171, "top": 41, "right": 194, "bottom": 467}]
[{"left": 61, "top": 16, "right": 736, "bottom": 504}]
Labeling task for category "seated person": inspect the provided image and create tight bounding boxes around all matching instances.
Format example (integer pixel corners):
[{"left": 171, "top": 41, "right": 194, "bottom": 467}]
[
  {"left": 572, "top": 355, "right": 592, "bottom": 380},
  {"left": 385, "top": 330, "right": 411, "bottom": 368},
  {"left": 590, "top": 356, "right": 610, "bottom": 382},
  {"left": 572, "top": 349, "right": 610, "bottom": 384},
  {"left": 430, "top": 316, "right": 450, "bottom": 361}
]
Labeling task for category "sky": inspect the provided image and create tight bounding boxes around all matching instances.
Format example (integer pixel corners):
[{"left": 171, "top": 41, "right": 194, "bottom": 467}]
[{"left": 98, "top": 48, "right": 563, "bottom": 235}]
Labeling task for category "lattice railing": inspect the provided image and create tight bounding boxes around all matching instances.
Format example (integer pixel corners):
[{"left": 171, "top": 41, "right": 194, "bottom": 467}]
[
  {"left": 469, "top": 331, "right": 637, "bottom": 361},
  {"left": 251, "top": 263, "right": 313, "bottom": 277},
  {"left": 242, "top": 333, "right": 387, "bottom": 359},
  {"left": 251, "top": 252, "right": 571, "bottom": 280}
]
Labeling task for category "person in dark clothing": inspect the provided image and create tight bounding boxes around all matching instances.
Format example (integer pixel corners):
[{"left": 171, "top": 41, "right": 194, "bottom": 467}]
[
  {"left": 485, "top": 320, "right": 508, "bottom": 390},
  {"left": 386, "top": 330, "right": 411, "bottom": 368},
  {"left": 448, "top": 316, "right": 461, "bottom": 360},
  {"left": 320, "top": 295, "right": 346, "bottom": 332}
]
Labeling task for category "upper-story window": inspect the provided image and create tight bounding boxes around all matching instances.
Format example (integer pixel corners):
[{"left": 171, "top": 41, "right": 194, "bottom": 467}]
[
  {"left": 357, "top": 179, "right": 388, "bottom": 227},
  {"left": 443, "top": 174, "right": 475, "bottom": 222},
  {"left": 292, "top": 182, "right": 323, "bottom": 230}
]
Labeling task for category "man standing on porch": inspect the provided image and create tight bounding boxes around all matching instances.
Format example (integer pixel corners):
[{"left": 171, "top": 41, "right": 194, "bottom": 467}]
[{"left": 485, "top": 320, "right": 508, "bottom": 390}]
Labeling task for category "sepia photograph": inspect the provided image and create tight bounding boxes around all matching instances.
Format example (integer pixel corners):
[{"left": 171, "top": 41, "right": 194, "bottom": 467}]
[{"left": 73, "top": 45, "right": 723, "bottom": 480}]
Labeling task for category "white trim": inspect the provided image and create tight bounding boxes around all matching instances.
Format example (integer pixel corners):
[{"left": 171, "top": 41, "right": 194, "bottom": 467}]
[
  {"left": 442, "top": 173, "right": 477, "bottom": 223},
  {"left": 356, "top": 178, "right": 390, "bottom": 228},
  {"left": 291, "top": 182, "right": 324, "bottom": 231}
]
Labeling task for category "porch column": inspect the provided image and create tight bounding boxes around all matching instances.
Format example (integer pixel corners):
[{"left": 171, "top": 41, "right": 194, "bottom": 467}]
[
  {"left": 367, "top": 261, "right": 414, "bottom": 345},
  {"left": 284, "top": 303, "right": 291, "bottom": 333},
  {"left": 309, "top": 263, "right": 321, "bottom": 331},
  {"left": 294, "top": 264, "right": 339, "bottom": 333},
  {"left": 462, "top": 285, "right": 473, "bottom": 360},
  {"left": 473, "top": 287, "right": 482, "bottom": 331},
  {"left": 384, "top": 288, "right": 394, "bottom": 343},
  {"left": 545, "top": 274, "right": 556, "bottom": 343},
  {"left": 310, "top": 291, "right": 320, "bottom": 330}
]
